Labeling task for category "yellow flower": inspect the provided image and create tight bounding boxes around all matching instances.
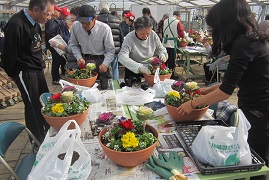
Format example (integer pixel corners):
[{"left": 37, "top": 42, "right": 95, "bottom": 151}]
[
  {"left": 121, "top": 132, "right": 139, "bottom": 148},
  {"left": 51, "top": 103, "right": 64, "bottom": 114},
  {"left": 86, "top": 63, "right": 96, "bottom": 70},
  {"left": 167, "top": 90, "right": 180, "bottom": 98},
  {"left": 185, "top": 81, "right": 198, "bottom": 91}
]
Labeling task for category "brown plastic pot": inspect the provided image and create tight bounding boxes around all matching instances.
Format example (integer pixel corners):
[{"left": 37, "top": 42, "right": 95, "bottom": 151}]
[
  {"left": 165, "top": 103, "right": 208, "bottom": 122},
  {"left": 66, "top": 72, "right": 98, "bottom": 87},
  {"left": 42, "top": 107, "right": 90, "bottom": 131},
  {"left": 143, "top": 73, "right": 172, "bottom": 87},
  {"left": 98, "top": 124, "right": 158, "bottom": 167}
]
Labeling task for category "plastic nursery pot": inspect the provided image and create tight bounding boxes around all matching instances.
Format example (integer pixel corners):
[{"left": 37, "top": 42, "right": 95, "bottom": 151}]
[
  {"left": 143, "top": 73, "right": 172, "bottom": 87},
  {"left": 98, "top": 124, "right": 158, "bottom": 167},
  {"left": 165, "top": 103, "right": 209, "bottom": 122},
  {"left": 42, "top": 107, "right": 90, "bottom": 131},
  {"left": 66, "top": 72, "right": 98, "bottom": 87}
]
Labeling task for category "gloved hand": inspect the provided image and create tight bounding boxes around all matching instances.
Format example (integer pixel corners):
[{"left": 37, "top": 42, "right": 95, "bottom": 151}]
[
  {"left": 146, "top": 156, "right": 176, "bottom": 180},
  {"left": 153, "top": 152, "right": 188, "bottom": 180},
  {"left": 138, "top": 66, "right": 151, "bottom": 74},
  {"left": 159, "top": 54, "right": 168, "bottom": 62}
]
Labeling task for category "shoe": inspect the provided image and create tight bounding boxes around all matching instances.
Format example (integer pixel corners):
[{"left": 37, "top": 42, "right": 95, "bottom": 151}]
[{"left": 52, "top": 81, "right": 60, "bottom": 85}]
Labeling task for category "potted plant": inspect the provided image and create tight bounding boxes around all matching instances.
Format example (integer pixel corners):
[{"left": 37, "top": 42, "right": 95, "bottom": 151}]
[
  {"left": 178, "top": 37, "right": 190, "bottom": 47},
  {"left": 98, "top": 116, "right": 158, "bottom": 167},
  {"left": 165, "top": 81, "right": 208, "bottom": 122},
  {"left": 143, "top": 57, "right": 172, "bottom": 86},
  {"left": 66, "top": 61, "right": 97, "bottom": 87},
  {"left": 41, "top": 87, "right": 91, "bottom": 130}
]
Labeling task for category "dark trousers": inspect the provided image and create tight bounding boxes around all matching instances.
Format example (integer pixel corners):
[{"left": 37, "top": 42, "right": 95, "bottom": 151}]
[
  {"left": 124, "top": 67, "right": 143, "bottom": 79},
  {"left": 84, "top": 56, "right": 111, "bottom": 90},
  {"left": 14, "top": 70, "right": 50, "bottom": 143},
  {"left": 165, "top": 47, "right": 176, "bottom": 79},
  {"left": 242, "top": 110, "right": 269, "bottom": 180},
  {"left": 49, "top": 47, "right": 66, "bottom": 81}
]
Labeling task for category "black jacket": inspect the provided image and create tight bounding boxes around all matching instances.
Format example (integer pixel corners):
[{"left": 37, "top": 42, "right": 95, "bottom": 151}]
[
  {"left": 2, "top": 10, "right": 44, "bottom": 77},
  {"left": 97, "top": 9, "right": 123, "bottom": 54}
]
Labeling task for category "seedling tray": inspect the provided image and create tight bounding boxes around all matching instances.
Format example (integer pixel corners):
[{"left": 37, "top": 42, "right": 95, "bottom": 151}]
[{"left": 176, "top": 120, "right": 265, "bottom": 175}]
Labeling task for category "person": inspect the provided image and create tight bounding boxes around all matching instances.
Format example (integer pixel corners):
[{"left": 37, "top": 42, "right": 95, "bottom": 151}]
[
  {"left": 50, "top": 6, "right": 80, "bottom": 70},
  {"left": 177, "top": 1, "right": 269, "bottom": 179},
  {"left": 142, "top": 7, "right": 157, "bottom": 32},
  {"left": 45, "top": 5, "right": 65, "bottom": 85},
  {"left": 163, "top": 11, "right": 185, "bottom": 79},
  {"left": 111, "top": 10, "right": 119, "bottom": 17},
  {"left": 69, "top": 6, "right": 80, "bottom": 23},
  {"left": 57, "top": 6, "right": 70, "bottom": 75},
  {"left": 118, "top": 16, "right": 168, "bottom": 78},
  {"left": 258, "top": 20, "right": 269, "bottom": 49},
  {"left": 120, "top": 11, "right": 135, "bottom": 37},
  {"left": 97, "top": 1, "right": 123, "bottom": 80},
  {"left": 157, "top": 13, "right": 169, "bottom": 42},
  {"left": 265, "top": 14, "right": 269, "bottom": 20},
  {"left": 70, "top": 4, "right": 115, "bottom": 90},
  {"left": 2, "top": 0, "right": 55, "bottom": 143}
]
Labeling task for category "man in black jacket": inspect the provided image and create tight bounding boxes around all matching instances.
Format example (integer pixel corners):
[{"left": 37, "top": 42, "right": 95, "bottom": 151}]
[
  {"left": 97, "top": 1, "right": 122, "bottom": 80},
  {"left": 2, "top": 0, "right": 55, "bottom": 143}
]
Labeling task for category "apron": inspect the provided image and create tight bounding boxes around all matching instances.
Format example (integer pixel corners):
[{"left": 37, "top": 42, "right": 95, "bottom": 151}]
[{"left": 163, "top": 18, "right": 178, "bottom": 57}]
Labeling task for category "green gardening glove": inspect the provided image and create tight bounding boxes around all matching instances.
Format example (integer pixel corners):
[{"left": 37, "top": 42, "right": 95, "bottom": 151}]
[
  {"left": 153, "top": 152, "right": 187, "bottom": 179},
  {"left": 146, "top": 156, "right": 176, "bottom": 180}
]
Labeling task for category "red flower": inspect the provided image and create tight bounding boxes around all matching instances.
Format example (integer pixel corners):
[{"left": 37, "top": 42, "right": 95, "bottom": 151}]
[
  {"left": 160, "top": 63, "right": 166, "bottom": 70},
  {"left": 119, "top": 119, "right": 134, "bottom": 130},
  {"left": 51, "top": 93, "right": 61, "bottom": 101},
  {"left": 79, "top": 63, "right": 85, "bottom": 69}
]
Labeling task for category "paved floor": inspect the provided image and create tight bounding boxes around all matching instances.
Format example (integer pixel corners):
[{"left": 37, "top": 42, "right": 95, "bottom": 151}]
[{"left": 0, "top": 62, "right": 239, "bottom": 180}]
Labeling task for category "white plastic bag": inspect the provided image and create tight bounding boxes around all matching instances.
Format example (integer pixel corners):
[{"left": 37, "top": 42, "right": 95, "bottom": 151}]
[
  {"left": 191, "top": 109, "right": 252, "bottom": 167},
  {"left": 81, "top": 87, "right": 102, "bottom": 103},
  {"left": 115, "top": 86, "right": 155, "bottom": 105},
  {"left": 152, "top": 68, "right": 174, "bottom": 98},
  {"left": 28, "top": 120, "right": 92, "bottom": 180}
]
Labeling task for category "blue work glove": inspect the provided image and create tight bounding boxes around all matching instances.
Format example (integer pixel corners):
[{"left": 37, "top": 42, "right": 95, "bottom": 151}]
[{"left": 153, "top": 152, "right": 187, "bottom": 179}]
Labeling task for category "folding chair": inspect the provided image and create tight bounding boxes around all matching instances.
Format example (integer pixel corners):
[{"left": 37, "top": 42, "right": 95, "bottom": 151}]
[
  {"left": 39, "top": 92, "right": 52, "bottom": 107},
  {"left": 0, "top": 122, "right": 41, "bottom": 180},
  {"left": 208, "top": 55, "right": 230, "bottom": 84}
]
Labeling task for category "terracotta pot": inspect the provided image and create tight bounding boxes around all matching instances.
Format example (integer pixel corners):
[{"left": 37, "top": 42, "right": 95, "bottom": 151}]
[
  {"left": 178, "top": 41, "right": 189, "bottom": 47},
  {"left": 195, "top": 37, "right": 201, "bottom": 42},
  {"left": 66, "top": 72, "right": 98, "bottom": 87},
  {"left": 42, "top": 107, "right": 90, "bottom": 131},
  {"left": 165, "top": 103, "right": 208, "bottom": 122},
  {"left": 98, "top": 124, "right": 158, "bottom": 167},
  {"left": 143, "top": 73, "right": 172, "bottom": 87}
]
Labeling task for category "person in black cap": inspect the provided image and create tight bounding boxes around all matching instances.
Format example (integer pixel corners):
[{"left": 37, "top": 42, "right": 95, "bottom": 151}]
[{"left": 70, "top": 4, "right": 115, "bottom": 89}]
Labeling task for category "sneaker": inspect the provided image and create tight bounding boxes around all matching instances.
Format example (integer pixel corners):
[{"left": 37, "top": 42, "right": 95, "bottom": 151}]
[{"left": 52, "top": 81, "right": 60, "bottom": 85}]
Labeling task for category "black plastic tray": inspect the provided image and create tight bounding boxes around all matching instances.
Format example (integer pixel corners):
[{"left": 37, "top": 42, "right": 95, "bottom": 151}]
[{"left": 176, "top": 120, "right": 265, "bottom": 175}]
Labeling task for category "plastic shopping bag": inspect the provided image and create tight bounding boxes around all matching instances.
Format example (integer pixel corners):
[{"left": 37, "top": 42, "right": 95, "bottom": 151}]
[
  {"left": 152, "top": 68, "right": 174, "bottom": 98},
  {"left": 28, "top": 120, "right": 92, "bottom": 180},
  {"left": 191, "top": 109, "right": 252, "bottom": 167}
]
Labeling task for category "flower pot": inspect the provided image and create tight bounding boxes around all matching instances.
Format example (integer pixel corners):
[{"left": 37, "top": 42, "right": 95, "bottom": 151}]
[
  {"left": 98, "top": 124, "right": 158, "bottom": 167},
  {"left": 178, "top": 41, "right": 189, "bottom": 47},
  {"left": 165, "top": 103, "right": 208, "bottom": 122},
  {"left": 195, "top": 37, "right": 201, "bottom": 42},
  {"left": 42, "top": 107, "right": 90, "bottom": 131},
  {"left": 143, "top": 73, "right": 172, "bottom": 87},
  {"left": 66, "top": 72, "right": 98, "bottom": 87}
]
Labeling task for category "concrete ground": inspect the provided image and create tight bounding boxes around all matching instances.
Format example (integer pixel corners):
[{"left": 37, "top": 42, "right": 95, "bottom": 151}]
[{"left": 0, "top": 60, "right": 239, "bottom": 180}]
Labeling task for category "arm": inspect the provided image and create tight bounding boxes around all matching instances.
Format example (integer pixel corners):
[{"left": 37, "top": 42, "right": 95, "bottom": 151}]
[
  {"left": 118, "top": 35, "right": 144, "bottom": 74},
  {"left": 69, "top": 23, "right": 84, "bottom": 65},
  {"left": 177, "top": 21, "right": 185, "bottom": 38},
  {"left": 153, "top": 32, "right": 168, "bottom": 60},
  {"left": 102, "top": 27, "right": 115, "bottom": 68},
  {"left": 2, "top": 22, "right": 18, "bottom": 78}
]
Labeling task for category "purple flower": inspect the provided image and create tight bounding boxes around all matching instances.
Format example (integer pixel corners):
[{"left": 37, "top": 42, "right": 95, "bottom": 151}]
[
  {"left": 174, "top": 81, "right": 184, "bottom": 87},
  {"left": 151, "top": 57, "right": 162, "bottom": 66}
]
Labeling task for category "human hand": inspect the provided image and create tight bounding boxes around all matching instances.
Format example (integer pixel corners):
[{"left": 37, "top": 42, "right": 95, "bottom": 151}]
[
  {"left": 177, "top": 101, "right": 194, "bottom": 116},
  {"left": 50, "top": 41, "right": 58, "bottom": 48},
  {"left": 199, "top": 87, "right": 209, "bottom": 95},
  {"left": 138, "top": 66, "right": 151, "bottom": 74},
  {"left": 146, "top": 156, "right": 175, "bottom": 180},
  {"left": 99, "top": 64, "right": 107, "bottom": 73},
  {"left": 159, "top": 54, "right": 167, "bottom": 62},
  {"left": 77, "top": 58, "right": 85, "bottom": 68}
]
